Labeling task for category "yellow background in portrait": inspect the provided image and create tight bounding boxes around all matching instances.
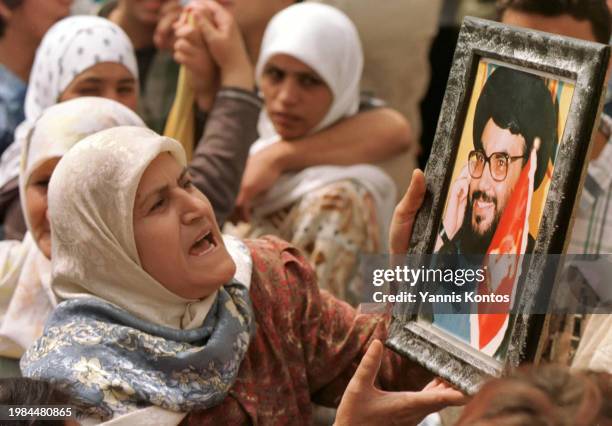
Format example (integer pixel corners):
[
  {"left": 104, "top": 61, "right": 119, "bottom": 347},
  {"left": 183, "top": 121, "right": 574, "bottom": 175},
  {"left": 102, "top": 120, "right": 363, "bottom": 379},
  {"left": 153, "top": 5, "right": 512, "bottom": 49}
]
[{"left": 442, "top": 59, "right": 575, "bottom": 240}]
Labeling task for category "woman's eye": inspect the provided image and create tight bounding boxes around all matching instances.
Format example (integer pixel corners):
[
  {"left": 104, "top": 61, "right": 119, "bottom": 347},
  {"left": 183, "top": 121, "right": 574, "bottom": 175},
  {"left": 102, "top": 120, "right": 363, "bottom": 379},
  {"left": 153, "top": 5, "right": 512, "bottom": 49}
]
[
  {"left": 180, "top": 177, "right": 193, "bottom": 189},
  {"left": 149, "top": 197, "right": 165, "bottom": 213},
  {"left": 117, "top": 85, "right": 134, "bottom": 95},
  {"left": 264, "top": 67, "right": 284, "bottom": 82},
  {"left": 76, "top": 87, "right": 100, "bottom": 96},
  {"left": 300, "top": 75, "right": 322, "bottom": 87}
]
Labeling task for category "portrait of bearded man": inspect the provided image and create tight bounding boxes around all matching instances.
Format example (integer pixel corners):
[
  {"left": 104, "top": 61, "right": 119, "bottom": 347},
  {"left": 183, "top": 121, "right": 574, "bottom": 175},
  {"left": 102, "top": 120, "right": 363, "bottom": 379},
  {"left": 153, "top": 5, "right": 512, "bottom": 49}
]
[{"left": 436, "top": 66, "right": 558, "bottom": 255}]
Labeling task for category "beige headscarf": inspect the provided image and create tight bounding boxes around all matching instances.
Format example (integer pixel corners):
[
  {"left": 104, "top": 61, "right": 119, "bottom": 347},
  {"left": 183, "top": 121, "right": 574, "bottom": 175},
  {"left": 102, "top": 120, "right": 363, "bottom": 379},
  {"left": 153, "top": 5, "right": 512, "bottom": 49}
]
[
  {"left": 48, "top": 126, "right": 232, "bottom": 329},
  {"left": 0, "top": 97, "right": 145, "bottom": 358}
]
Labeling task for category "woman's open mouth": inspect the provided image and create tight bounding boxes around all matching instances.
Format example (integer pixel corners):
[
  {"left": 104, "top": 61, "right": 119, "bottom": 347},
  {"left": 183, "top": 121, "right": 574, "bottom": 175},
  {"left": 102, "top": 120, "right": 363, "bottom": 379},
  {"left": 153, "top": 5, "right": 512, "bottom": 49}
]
[{"left": 189, "top": 231, "right": 217, "bottom": 256}]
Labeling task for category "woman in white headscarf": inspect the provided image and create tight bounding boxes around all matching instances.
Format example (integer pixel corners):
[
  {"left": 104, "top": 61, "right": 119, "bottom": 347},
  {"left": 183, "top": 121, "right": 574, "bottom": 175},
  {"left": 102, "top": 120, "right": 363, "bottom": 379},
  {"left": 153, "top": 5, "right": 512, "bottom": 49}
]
[
  {"left": 230, "top": 3, "right": 396, "bottom": 305},
  {"left": 0, "top": 15, "right": 139, "bottom": 239},
  {"left": 0, "top": 97, "right": 146, "bottom": 363},
  {"left": 20, "top": 126, "right": 443, "bottom": 424},
  {"left": 0, "top": 12, "right": 262, "bottom": 240}
]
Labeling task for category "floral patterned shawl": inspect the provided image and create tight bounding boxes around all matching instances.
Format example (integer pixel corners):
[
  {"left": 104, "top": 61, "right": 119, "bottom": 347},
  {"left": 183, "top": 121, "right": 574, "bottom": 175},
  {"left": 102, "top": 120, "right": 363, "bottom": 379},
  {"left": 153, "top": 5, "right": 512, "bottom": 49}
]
[{"left": 21, "top": 273, "right": 253, "bottom": 420}]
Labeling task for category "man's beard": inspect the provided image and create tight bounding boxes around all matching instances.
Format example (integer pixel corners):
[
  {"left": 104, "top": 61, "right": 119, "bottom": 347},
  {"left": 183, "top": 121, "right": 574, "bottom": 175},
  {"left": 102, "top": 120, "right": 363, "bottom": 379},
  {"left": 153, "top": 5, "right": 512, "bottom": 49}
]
[{"left": 460, "top": 190, "right": 500, "bottom": 254}]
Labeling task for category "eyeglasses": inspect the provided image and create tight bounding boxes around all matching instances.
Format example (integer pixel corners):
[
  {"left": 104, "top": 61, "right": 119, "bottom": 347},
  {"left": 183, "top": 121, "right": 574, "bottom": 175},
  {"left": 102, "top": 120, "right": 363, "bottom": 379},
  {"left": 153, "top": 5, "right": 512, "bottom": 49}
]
[{"left": 468, "top": 150, "right": 526, "bottom": 182}]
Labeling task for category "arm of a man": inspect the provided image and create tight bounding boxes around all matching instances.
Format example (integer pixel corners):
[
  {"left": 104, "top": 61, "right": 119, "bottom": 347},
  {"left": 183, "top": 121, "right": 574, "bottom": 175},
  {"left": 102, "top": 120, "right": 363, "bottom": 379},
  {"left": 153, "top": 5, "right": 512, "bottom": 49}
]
[
  {"left": 188, "top": 87, "right": 261, "bottom": 227},
  {"left": 236, "top": 107, "right": 411, "bottom": 212},
  {"left": 275, "top": 107, "right": 411, "bottom": 169}
]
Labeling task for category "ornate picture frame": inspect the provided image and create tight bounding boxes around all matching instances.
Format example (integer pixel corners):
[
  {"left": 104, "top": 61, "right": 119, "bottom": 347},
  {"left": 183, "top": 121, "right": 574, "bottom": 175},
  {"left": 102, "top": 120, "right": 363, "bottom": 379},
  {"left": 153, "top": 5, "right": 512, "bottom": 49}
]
[{"left": 386, "top": 17, "right": 610, "bottom": 394}]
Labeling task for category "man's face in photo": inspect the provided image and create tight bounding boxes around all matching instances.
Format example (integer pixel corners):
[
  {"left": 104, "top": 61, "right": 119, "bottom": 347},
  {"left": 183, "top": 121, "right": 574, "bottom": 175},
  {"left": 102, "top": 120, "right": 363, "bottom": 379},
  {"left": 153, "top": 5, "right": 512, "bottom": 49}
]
[{"left": 467, "top": 118, "right": 526, "bottom": 241}]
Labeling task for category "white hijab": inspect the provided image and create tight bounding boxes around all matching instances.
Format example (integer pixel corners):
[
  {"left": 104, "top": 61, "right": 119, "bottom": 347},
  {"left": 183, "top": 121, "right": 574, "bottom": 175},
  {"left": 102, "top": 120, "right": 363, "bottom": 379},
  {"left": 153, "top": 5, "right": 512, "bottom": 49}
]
[
  {"left": 48, "top": 126, "right": 251, "bottom": 330},
  {"left": 0, "top": 16, "right": 138, "bottom": 189},
  {"left": 251, "top": 3, "right": 396, "bottom": 244},
  {"left": 254, "top": 3, "right": 363, "bottom": 143},
  {"left": 0, "top": 98, "right": 146, "bottom": 358}
]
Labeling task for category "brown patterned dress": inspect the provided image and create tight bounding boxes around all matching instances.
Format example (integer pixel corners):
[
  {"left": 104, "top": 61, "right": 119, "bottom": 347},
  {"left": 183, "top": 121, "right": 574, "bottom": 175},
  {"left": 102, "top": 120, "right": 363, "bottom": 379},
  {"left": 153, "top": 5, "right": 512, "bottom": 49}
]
[
  {"left": 227, "top": 180, "right": 381, "bottom": 306},
  {"left": 181, "top": 236, "right": 431, "bottom": 425}
]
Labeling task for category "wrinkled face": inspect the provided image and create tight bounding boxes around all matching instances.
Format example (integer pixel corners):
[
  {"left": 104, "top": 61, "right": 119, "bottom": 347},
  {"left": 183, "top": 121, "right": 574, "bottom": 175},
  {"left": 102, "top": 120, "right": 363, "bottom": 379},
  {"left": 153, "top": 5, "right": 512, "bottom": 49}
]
[
  {"left": 260, "top": 54, "right": 333, "bottom": 140},
  {"left": 25, "top": 157, "right": 61, "bottom": 259},
  {"left": 118, "top": 0, "right": 166, "bottom": 25},
  {"left": 1, "top": 0, "right": 72, "bottom": 40},
  {"left": 501, "top": 9, "right": 598, "bottom": 42},
  {"left": 133, "top": 153, "right": 236, "bottom": 299},
  {"left": 214, "top": 0, "right": 291, "bottom": 33},
  {"left": 468, "top": 119, "right": 525, "bottom": 237},
  {"left": 59, "top": 62, "right": 138, "bottom": 112}
]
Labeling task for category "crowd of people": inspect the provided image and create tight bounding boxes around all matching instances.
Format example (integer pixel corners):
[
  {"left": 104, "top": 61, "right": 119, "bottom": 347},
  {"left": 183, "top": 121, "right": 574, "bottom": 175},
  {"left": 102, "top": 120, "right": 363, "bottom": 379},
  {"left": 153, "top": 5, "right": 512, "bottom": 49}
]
[{"left": 0, "top": 0, "right": 610, "bottom": 424}]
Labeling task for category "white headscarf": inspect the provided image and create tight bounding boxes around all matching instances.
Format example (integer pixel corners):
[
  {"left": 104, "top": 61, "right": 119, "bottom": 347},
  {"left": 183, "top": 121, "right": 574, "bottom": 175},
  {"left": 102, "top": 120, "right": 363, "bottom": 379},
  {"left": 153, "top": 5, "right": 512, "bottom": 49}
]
[
  {"left": 48, "top": 126, "right": 251, "bottom": 330},
  {"left": 254, "top": 2, "right": 363, "bottom": 142},
  {"left": 0, "top": 16, "right": 138, "bottom": 188},
  {"left": 0, "top": 98, "right": 146, "bottom": 358},
  {"left": 250, "top": 3, "right": 396, "bottom": 245}
]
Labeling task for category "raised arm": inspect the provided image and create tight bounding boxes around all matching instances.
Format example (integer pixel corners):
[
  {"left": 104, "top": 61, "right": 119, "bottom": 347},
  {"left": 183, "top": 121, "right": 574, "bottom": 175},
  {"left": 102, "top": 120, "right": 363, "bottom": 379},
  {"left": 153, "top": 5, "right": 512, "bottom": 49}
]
[
  {"left": 275, "top": 107, "right": 411, "bottom": 169},
  {"left": 175, "top": 0, "right": 260, "bottom": 226},
  {"left": 189, "top": 89, "right": 261, "bottom": 226}
]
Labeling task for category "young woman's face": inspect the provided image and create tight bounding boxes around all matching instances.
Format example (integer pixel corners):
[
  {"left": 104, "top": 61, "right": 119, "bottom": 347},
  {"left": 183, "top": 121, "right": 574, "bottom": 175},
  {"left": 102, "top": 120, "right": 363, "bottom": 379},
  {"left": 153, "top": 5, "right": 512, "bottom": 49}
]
[
  {"left": 133, "top": 153, "right": 236, "bottom": 299},
  {"left": 25, "top": 157, "right": 61, "bottom": 259},
  {"left": 59, "top": 62, "right": 138, "bottom": 112},
  {"left": 260, "top": 54, "right": 333, "bottom": 140}
]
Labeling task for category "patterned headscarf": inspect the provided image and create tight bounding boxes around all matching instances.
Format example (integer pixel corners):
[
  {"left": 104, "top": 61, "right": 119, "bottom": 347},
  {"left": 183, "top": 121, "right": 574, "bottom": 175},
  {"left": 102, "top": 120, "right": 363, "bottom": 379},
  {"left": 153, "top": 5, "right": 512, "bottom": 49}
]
[
  {"left": 25, "top": 16, "right": 138, "bottom": 122},
  {"left": 21, "top": 127, "right": 254, "bottom": 420},
  {"left": 0, "top": 15, "right": 138, "bottom": 188}
]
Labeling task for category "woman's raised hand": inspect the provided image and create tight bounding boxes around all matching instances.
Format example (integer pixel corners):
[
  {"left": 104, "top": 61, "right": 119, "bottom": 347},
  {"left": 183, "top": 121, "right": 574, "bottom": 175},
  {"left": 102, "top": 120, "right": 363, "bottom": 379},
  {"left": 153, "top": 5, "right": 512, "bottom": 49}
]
[
  {"left": 173, "top": 4, "right": 219, "bottom": 110},
  {"left": 335, "top": 340, "right": 468, "bottom": 426},
  {"left": 154, "top": 0, "right": 183, "bottom": 51},
  {"left": 388, "top": 169, "right": 426, "bottom": 255},
  {"left": 191, "top": 0, "right": 254, "bottom": 91}
]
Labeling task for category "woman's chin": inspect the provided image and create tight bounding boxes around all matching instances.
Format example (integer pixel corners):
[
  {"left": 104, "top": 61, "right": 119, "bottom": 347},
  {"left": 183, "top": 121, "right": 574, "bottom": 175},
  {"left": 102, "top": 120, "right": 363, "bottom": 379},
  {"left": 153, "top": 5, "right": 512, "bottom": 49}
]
[
  {"left": 194, "top": 252, "right": 237, "bottom": 298},
  {"left": 274, "top": 125, "right": 308, "bottom": 141},
  {"left": 216, "top": 252, "right": 237, "bottom": 285}
]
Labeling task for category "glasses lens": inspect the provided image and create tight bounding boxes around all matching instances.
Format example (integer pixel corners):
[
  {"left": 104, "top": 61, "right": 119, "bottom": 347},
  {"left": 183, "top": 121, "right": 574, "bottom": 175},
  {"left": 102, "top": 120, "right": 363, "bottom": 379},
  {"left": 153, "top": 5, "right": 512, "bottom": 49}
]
[
  {"left": 490, "top": 153, "right": 508, "bottom": 180},
  {"left": 469, "top": 151, "right": 485, "bottom": 178}
]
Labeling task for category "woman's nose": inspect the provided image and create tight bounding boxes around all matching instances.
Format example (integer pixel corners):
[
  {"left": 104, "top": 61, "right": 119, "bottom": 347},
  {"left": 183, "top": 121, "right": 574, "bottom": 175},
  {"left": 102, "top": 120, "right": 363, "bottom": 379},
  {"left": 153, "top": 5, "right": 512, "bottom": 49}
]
[
  {"left": 277, "top": 79, "right": 300, "bottom": 105},
  {"left": 103, "top": 87, "right": 123, "bottom": 105},
  {"left": 179, "top": 192, "right": 208, "bottom": 225}
]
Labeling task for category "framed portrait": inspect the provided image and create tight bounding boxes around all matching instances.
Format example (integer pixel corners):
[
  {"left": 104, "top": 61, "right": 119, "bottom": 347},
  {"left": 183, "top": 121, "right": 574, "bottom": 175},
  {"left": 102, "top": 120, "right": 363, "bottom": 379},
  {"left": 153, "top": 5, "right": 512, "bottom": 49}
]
[{"left": 385, "top": 17, "right": 610, "bottom": 393}]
